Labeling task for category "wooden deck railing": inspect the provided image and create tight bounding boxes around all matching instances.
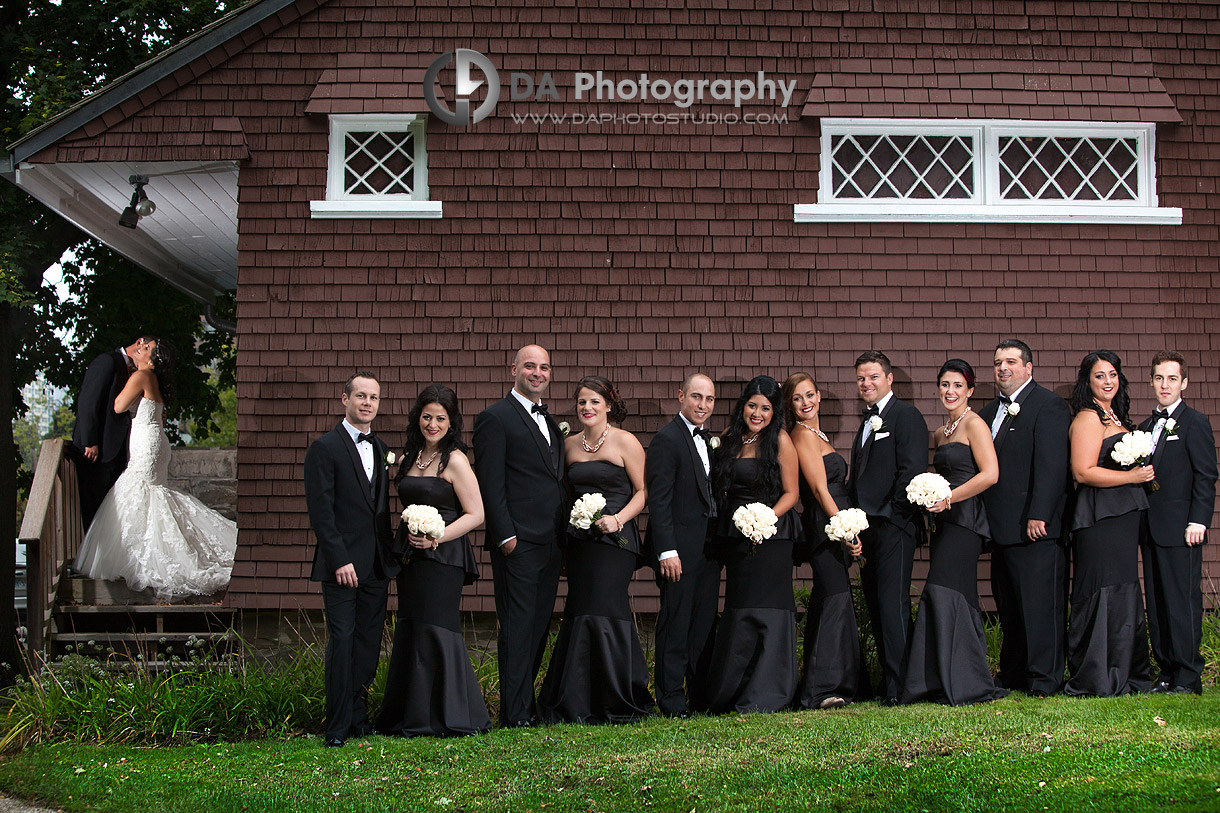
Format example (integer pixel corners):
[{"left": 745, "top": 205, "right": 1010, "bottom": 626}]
[{"left": 17, "top": 439, "right": 82, "bottom": 659}]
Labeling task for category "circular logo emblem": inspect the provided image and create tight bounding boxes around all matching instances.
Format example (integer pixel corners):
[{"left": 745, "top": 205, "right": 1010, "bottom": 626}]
[{"left": 424, "top": 49, "right": 500, "bottom": 126}]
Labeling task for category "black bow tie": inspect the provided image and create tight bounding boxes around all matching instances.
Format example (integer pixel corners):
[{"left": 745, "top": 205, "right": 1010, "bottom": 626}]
[
  {"left": 531, "top": 403, "right": 549, "bottom": 415},
  {"left": 692, "top": 426, "right": 712, "bottom": 442},
  {"left": 999, "top": 395, "right": 1013, "bottom": 405},
  {"left": 356, "top": 432, "right": 375, "bottom": 445},
  {"left": 862, "top": 405, "right": 880, "bottom": 417},
  {"left": 1153, "top": 409, "right": 1168, "bottom": 420}
]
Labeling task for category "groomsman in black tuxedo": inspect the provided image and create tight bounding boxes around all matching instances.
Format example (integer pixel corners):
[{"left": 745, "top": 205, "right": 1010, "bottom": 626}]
[
  {"left": 1139, "top": 350, "right": 1217, "bottom": 696},
  {"left": 473, "top": 345, "right": 566, "bottom": 727},
  {"left": 847, "top": 350, "right": 928, "bottom": 705},
  {"left": 978, "top": 339, "right": 1072, "bottom": 696},
  {"left": 305, "top": 371, "right": 397, "bottom": 747},
  {"left": 71, "top": 336, "right": 157, "bottom": 529},
  {"left": 646, "top": 373, "right": 722, "bottom": 717}
]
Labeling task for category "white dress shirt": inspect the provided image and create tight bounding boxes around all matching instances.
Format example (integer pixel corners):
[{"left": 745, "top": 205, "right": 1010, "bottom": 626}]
[
  {"left": 861, "top": 391, "right": 894, "bottom": 446},
  {"left": 511, "top": 388, "right": 550, "bottom": 446},
  {"left": 991, "top": 377, "right": 1033, "bottom": 439},
  {"left": 342, "top": 419, "right": 375, "bottom": 482}
]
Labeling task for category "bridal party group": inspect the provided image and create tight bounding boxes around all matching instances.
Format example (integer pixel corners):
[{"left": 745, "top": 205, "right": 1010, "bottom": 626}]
[{"left": 303, "top": 340, "right": 1216, "bottom": 747}]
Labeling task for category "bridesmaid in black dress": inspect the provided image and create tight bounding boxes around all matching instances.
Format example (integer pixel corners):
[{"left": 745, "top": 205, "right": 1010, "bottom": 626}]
[
  {"left": 377, "top": 385, "right": 491, "bottom": 737},
  {"left": 538, "top": 375, "right": 653, "bottom": 723},
  {"left": 1065, "top": 350, "right": 1154, "bottom": 696},
  {"left": 901, "top": 359, "right": 1006, "bottom": 705},
  {"left": 705, "top": 375, "right": 801, "bottom": 714},
  {"left": 783, "top": 372, "right": 867, "bottom": 710}
]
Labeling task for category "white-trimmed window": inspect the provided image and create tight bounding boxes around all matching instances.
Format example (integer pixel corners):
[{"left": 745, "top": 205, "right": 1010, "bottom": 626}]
[
  {"left": 310, "top": 114, "right": 442, "bottom": 219},
  {"left": 795, "top": 118, "right": 1180, "bottom": 224}
]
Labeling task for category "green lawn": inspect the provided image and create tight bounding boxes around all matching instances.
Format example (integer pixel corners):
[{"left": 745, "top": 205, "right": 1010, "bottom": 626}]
[{"left": 2, "top": 691, "right": 1217, "bottom": 812}]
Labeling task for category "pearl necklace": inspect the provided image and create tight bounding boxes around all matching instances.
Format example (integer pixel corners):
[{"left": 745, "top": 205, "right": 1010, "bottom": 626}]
[
  {"left": 581, "top": 426, "right": 609, "bottom": 453},
  {"left": 415, "top": 448, "right": 440, "bottom": 470},
  {"left": 1094, "top": 400, "right": 1122, "bottom": 427},
  {"left": 799, "top": 422, "right": 829, "bottom": 443},
  {"left": 943, "top": 406, "right": 971, "bottom": 438}
]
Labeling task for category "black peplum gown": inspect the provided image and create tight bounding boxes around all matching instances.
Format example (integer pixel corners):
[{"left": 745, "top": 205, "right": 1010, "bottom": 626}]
[
  {"left": 376, "top": 475, "right": 491, "bottom": 737},
  {"left": 901, "top": 442, "right": 1008, "bottom": 706},
  {"left": 537, "top": 460, "right": 654, "bottom": 723},
  {"left": 705, "top": 457, "right": 800, "bottom": 714},
  {"left": 795, "top": 449, "right": 868, "bottom": 708},
  {"left": 1064, "top": 433, "right": 1152, "bottom": 697}
]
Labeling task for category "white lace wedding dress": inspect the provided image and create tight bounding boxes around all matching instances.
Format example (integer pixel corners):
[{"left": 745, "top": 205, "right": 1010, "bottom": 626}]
[{"left": 75, "top": 398, "right": 237, "bottom": 600}]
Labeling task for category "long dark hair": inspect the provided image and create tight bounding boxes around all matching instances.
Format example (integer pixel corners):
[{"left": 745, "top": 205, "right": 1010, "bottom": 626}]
[
  {"left": 395, "top": 384, "right": 466, "bottom": 484},
  {"left": 149, "top": 339, "right": 175, "bottom": 409},
  {"left": 1070, "top": 349, "right": 1133, "bottom": 429},
  {"left": 712, "top": 375, "right": 785, "bottom": 508}
]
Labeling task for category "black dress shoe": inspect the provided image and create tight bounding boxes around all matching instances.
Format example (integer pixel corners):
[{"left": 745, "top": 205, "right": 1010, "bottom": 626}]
[
  {"left": 880, "top": 696, "right": 901, "bottom": 707},
  {"left": 323, "top": 737, "right": 345, "bottom": 748},
  {"left": 1169, "top": 684, "right": 1203, "bottom": 696},
  {"left": 1150, "top": 682, "right": 1172, "bottom": 694},
  {"left": 509, "top": 719, "right": 535, "bottom": 728}
]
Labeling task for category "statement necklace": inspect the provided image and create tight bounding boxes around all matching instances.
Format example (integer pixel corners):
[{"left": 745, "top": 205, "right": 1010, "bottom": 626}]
[
  {"left": 742, "top": 432, "right": 760, "bottom": 445},
  {"left": 943, "top": 406, "right": 971, "bottom": 438},
  {"left": 582, "top": 426, "right": 609, "bottom": 453},
  {"left": 415, "top": 448, "right": 440, "bottom": 470},
  {"left": 1094, "top": 399, "right": 1122, "bottom": 427},
  {"left": 799, "top": 422, "right": 829, "bottom": 443}
]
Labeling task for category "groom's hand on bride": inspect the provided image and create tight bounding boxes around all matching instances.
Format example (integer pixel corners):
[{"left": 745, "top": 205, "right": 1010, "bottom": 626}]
[{"left": 335, "top": 563, "right": 358, "bottom": 588}]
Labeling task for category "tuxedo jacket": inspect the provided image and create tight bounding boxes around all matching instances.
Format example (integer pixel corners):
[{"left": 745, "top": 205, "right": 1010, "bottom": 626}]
[
  {"left": 978, "top": 382, "right": 1072, "bottom": 546},
  {"left": 472, "top": 393, "right": 566, "bottom": 550},
  {"left": 644, "top": 416, "right": 715, "bottom": 564},
  {"left": 848, "top": 396, "right": 929, "bottom": 535},
  {"left": 1139, "top": 402, "right": 1218, "bottom": 547},
  {"left": 305, "top": 423, "right": 397, "bottom": 582},
  {"left": 72, "top": 349, "right": 133, "bottom": 463}
]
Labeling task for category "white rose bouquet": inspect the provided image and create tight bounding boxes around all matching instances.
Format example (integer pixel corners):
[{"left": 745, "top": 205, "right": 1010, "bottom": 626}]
[
  {"left": 824, "top": 508, "right": 869, "bottom": 543},
  {"left": 401, "top": 504, "right": 446, "bottom": 542},
  {"left": 906, "top": 472, "right": 953, "bottom": 509},
  {"left": 732, "top": 502, "right": 779, "bottom": 547},
  {"left": 569, "top": 492, "right": 628, "bottom": 547},
  {"left": 1112, "top": 429, "right": 1158, "bottom": 491}
]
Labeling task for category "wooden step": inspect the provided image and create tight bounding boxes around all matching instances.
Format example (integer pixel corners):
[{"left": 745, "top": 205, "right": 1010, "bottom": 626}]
[
  {"left": 57, "top": 604, "right": 234, "bottom": 616},
  {"left": 60, "top": 576, "right": 227, "bottom": 606}
]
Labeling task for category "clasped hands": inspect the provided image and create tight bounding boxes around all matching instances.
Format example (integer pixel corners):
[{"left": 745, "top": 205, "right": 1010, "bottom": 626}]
[{"left": 408, "top": 532, "right": 443, "bottom": 550}]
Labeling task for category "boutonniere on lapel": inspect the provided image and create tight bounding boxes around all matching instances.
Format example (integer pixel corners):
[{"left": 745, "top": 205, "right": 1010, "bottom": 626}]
[
  {"left": 558, "top": 421, "right": 570, "bottom": 437},
  {"left": 868, "top": 416, "right": 887, "bottom": 434},
  {"left": 385, "top": 451, "right": 396, "bottom": 466},
  {"left": 1163, "top": 417, "right": 1179, "bottom": 439},
  {"left": 708, "top": 436, "right": 721, "bottom": 451},
  {"left": 1006, "top": 401, "right": 1021, "bottom": 418}
]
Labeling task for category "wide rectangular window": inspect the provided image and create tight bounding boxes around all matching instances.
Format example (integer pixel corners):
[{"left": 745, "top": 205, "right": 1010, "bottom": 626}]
[
  {"left": 796, "top": 118, "right": 1180, "bottom": 224},
  {"left": 310, "top": 114, "right": 441, "bottom": 219}
]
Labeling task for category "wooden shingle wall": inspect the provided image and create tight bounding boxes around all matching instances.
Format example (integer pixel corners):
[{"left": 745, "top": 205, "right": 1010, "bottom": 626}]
[{"left": 31, "top": 0, "right": 1220, "bottom": 612}]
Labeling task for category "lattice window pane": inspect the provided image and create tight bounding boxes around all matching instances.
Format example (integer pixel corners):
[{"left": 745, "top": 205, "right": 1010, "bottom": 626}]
[
  {"left": 830, "top": 133, "right": 975, "bottom": 200},
  {"left": 344, "top": 130, "right": 416, "bottom": 195},
  {"left": 998, "top": 135, "right": 1138, "bottom": 201}
]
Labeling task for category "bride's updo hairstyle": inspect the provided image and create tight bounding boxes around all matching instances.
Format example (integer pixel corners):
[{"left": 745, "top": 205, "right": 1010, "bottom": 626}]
[
  {"left": 1070, "top": 349, "right": 1133, "bottom": 429},
  {"left": 712, "top": 375, "right": 786, "bottom": 508},
  {"left": 395, "top": 384, "right": 467, "bottom": 484},
  {"left": 149, "top": 338, "right": 175, "bottom": 408},
  {"left": 573, "top": 375, "right": 628, "bottom": 425}
]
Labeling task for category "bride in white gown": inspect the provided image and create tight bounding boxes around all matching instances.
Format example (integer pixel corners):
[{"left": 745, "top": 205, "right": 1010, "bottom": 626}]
[{"left": 75, "top": 341, "right": 237, "bottom": 600}]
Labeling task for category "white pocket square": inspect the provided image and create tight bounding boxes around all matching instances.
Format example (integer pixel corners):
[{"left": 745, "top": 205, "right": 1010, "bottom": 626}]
[
  {"left": 1167, "top": 435, "right": 1180, "bottom": 442},
  {"left": 873, "top": 432, "right": 891, "bottom": 441}
]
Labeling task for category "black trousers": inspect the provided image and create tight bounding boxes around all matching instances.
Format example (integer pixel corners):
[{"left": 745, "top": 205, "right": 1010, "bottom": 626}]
[
  {"left": 859, "top": 517, "right": 916, "bottom": 700},
  {"left": 1141, "top": 539, "right": 1204, "bottom": 690},
  {"left": 490, "top": 538, "right": 562, "bottom": 726},
  {"left": 653, "top": 552, "right": 721, "bottom": 715},
  {"left": 991, "top": 537, "right": 1068, "bottom": 695},
  {"left": 320, "top": 578, "right": 389, "bottom": 740},
  {"left": 72, "top": 449, "right": 126, "bottom": 531}
]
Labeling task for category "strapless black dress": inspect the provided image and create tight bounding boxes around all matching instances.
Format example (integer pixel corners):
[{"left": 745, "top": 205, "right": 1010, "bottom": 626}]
[
  {"left": 537, "top": 461, "right": 653, "bottom": 723},
  {"left": 796, "top": 448, "right": 868, "bottom": 708},
  {"left": 704, "top": 457, "right": 799, "bottom": 713},
  {"left": 1065, "top": 433, "right": 1151, "bottom": 697},
  {"left": 901, "top": 442, "right": 1007, "bottom": 706},
  {"left": 376, "top": 476, "right": 490, "bottom": 737}
]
